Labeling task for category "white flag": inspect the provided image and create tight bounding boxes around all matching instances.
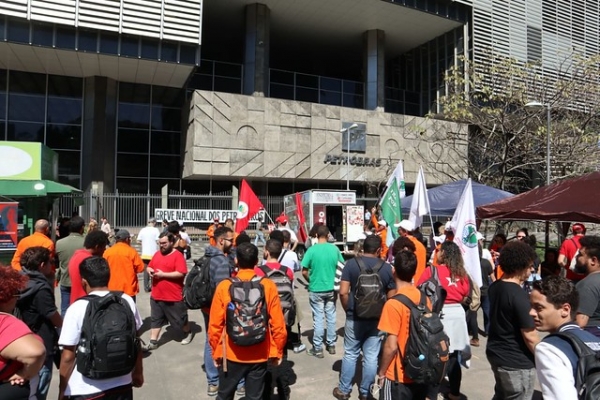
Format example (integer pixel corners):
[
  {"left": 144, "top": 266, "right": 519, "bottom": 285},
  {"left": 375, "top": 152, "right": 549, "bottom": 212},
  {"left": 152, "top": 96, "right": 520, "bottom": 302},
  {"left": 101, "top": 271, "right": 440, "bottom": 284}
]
[
  {"left": 408, "top": 166, "right": 430, "bottom": 228},
  {"left": 450, "top": 179, "right": 482, "bottom": 287}
]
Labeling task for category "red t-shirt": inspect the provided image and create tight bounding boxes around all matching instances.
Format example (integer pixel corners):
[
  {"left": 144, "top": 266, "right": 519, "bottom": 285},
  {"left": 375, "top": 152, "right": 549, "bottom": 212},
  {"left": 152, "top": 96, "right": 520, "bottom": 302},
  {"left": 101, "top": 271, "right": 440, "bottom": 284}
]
[
  {"left": 149, "top": 250, "right": 187, "bottom": 302},
  {"left": 559, "top": 236, "right": 584, "bottom": 281},
  {"left": 0, "top": 314, "right": 38, "bottom": 380},
  {"left": 69, "top": 249, "right": 93, "bottom": 304},
  {"left": 417, "top": 265, "right": 470, "bottom": 304},
  {"left": 254, "top": 262, "right": 294, "bottom": 281}
]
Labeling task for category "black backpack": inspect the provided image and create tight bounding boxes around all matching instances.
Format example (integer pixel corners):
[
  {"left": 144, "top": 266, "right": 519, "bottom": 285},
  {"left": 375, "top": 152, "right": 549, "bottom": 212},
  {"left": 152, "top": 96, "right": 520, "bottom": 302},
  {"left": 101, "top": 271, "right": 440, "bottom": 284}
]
[
  {"left": 259, "top": 265, "right": 296, "bottom": 326},
  {"left": 77, "top": 292, "right": 138, "bottom": 379},
  {"left": 547, "top": 330, "right": 600, "bottom": 399},
  {"left": 417, "top": 266, "right": 447, "bottom": 314},
  {"left": 353, "top": 257, "right": 386, "bottom": 319},
  {"left": 393, "top": 292, "right": 450, "bottom": 385},
  {"left": 226, "top": 276, "right": 269, "bottom": 346},
  {"left": 184, "top": 256, "right": 213, "bottom": 309}
]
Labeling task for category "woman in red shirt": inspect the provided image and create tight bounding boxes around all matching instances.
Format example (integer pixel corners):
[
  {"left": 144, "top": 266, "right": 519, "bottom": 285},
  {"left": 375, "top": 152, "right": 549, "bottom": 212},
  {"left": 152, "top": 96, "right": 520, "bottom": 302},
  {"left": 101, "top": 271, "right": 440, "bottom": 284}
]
[
  {"left": 0, "top": 266, "right": 46, "bottom": 399},
  {"left": 417, "top": 241, "right": 471, "bottom": 400}
]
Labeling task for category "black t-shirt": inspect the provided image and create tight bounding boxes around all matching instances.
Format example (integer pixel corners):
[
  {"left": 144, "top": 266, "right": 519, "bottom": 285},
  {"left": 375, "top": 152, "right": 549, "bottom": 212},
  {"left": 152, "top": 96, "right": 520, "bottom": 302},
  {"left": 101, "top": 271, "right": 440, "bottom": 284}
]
[
  {"left": 340, "top": 256, "right": 395, "bottom": 320},
  {"left": 480, "top": 258, "right": 494, "bottom": 296},
  {"left": 486, "top": 280, "right": 535, "bottom": 369}
]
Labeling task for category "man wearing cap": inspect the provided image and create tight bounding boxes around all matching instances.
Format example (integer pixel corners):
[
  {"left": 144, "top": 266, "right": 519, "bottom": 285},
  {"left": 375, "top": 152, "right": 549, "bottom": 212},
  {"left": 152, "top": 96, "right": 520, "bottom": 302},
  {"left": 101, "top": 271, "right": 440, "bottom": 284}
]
[
  {"left": 138, "top": 218, "right": 161, "bottom": 292},
  {"left": 558, "top": 223, "right": 586, "bottom": 282},
  {"left": 395, "top": 219, "right": 427, "bottom": 283},
  {"left": 103, "top": 229, "right": 145, "bottom": 301},
  {"left": 276, "top": 215, "right": 298, "bottom": 251},
  {"left": 207, "top": 218, "right": 221, "bottom": 247}
]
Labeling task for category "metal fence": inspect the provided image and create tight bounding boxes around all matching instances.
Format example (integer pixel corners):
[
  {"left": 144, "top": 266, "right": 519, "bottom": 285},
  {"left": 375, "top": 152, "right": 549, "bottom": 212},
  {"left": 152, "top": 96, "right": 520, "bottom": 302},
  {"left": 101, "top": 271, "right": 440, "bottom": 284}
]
[{"left": 57, "top": 191, "right": 286, "bottom": 230}]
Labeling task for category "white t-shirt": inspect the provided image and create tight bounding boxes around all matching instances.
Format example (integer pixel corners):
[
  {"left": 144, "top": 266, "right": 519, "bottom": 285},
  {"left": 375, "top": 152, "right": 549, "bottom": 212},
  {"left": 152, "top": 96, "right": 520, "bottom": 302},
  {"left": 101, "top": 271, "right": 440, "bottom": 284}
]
[
  {"left": 59, "top": 290, "right": 142, "bottom": 396},
  {"left": 279, "top": 249, "right": 300, "bottom": 272},
  {"left": 180, "top": 231, "right": 192, "bottom": 245},
  {"left": 278, "top": 227, "right": 298, "bottom": 243},
  {"left": 137, "top": 226, "right": 160, "bottom": 259}
]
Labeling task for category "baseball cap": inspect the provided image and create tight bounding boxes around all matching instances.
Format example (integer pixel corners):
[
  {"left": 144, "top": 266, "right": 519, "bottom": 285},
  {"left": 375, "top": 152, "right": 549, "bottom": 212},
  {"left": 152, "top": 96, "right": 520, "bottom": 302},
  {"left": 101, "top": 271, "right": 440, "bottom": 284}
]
[
  {"left": 444, "top": 221, "right": 453, "bottom": 232},
  {"left": 394, "top": 219, "right": 414, "bottom": 232},
  {"left": 276, "top": 215, "right": 288, "bottom": 224},
  {"left": 115, "top": 229, "right": 131, "bottom": 240},
  {"left": 573, "top": 223, "right": 586, "bottom": 234}
]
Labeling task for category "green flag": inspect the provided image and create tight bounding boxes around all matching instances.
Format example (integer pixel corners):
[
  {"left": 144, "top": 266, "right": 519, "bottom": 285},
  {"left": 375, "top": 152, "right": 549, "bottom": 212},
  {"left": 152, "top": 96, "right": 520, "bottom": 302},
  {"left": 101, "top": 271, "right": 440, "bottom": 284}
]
[{"left": 380, "top": 177, "right": 402, "bottom": 241}]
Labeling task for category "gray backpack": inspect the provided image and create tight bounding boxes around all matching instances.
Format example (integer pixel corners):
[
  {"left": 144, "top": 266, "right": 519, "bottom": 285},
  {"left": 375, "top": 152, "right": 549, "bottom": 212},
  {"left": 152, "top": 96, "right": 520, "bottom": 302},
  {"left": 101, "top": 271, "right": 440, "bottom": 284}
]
[
  {"left": 259, "top": 265, "right": 296, "bottom": 326},
  {"left": 354, "top": 257, "right": 386, "bottom": 319}
]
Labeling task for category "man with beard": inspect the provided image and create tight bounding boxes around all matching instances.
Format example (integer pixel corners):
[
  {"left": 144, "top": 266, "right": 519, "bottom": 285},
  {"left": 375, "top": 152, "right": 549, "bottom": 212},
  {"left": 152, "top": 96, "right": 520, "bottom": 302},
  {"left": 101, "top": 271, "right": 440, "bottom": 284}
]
[
  {"left": 142, "top": 232, "right": 193, "bottom": 351},
  {"left": 574, "top": 236, "right": 600, "bottom": 337}
]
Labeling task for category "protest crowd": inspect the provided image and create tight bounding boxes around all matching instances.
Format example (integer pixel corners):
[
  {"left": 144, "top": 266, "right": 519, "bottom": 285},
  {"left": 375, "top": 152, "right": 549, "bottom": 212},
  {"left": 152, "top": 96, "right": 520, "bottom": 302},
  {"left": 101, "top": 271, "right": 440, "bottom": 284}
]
[{"left": 3, "top": 185, "right": 600, "bottom": 400}]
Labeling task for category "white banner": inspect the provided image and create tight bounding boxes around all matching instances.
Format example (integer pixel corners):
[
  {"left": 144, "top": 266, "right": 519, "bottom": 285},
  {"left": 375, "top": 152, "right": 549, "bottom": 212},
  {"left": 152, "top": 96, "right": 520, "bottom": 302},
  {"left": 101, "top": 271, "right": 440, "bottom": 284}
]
[
  {"left": 346, "top": 205, "right": 364, "bottom": 243},
  {"left": 155, "top": 209, "right": 265, "bottom": 224},
  {"left": 311, "top": 190, "right": 356, "bottom": 204}
]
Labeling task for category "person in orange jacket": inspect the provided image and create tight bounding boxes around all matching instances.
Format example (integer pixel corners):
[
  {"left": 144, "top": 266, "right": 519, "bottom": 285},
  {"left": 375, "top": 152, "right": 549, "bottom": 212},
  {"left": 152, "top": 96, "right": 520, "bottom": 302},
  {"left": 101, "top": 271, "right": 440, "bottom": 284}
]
[
  {"left": 11, "top": 219, "right": 55, "bottom": 271},
  {"left": 103, "top": 229, "right": 145, "bottom": 300},
  {"left": 207, "top": 218, "right": 222, "bottom": 247},
  {"left": 370, "top": 208, "right": 388, "bottom": 259},
  {"left": 209, "top": 242, "right": 287, "bottom": 400}
]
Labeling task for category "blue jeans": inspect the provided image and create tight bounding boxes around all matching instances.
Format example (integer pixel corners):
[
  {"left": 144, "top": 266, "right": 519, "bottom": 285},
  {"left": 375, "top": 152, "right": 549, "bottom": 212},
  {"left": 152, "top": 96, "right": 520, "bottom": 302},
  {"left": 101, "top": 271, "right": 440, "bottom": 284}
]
[
  {"left": 253, "top": 230, "right": 266, "bottom": 246},
  {"left": 202, "top": 311, "right": 245, "bottom": 389},
  {"left": 36, "top": 355, "right": 54, "bottom": 400},
  {"left": 309, "top": 291, "right": 336, "bottom": 350},
  {"left": 339, "top": 318, "right": 381, "bottom": 396},
  {"left": 60, "top": 285, "right": 71, "bottom": 316},
  {"left": 202, "top": 311, "right": 220, "bottom": 386}
]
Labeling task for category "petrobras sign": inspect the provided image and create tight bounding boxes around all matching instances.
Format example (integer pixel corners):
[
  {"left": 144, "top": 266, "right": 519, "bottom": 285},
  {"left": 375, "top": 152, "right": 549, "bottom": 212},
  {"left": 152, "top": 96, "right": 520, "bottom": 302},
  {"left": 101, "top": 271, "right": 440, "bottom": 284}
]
[{"left": 154, "top": 209, "right": 265, "bottom": 224}]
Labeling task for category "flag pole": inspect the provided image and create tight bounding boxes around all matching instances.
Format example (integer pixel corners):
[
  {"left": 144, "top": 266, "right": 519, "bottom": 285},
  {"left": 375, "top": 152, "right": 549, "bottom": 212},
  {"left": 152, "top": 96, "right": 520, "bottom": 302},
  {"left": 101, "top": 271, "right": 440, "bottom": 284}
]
[{"left": 262, "top": 209, "right": 276, "bottom": 225}]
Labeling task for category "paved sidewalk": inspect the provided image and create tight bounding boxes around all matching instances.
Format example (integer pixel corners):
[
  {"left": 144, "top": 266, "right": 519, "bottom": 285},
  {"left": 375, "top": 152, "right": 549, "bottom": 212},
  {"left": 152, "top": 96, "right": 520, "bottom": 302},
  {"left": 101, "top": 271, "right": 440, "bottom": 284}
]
[{"left": 47, "top": 244, "right": 541, "bottom": 400}]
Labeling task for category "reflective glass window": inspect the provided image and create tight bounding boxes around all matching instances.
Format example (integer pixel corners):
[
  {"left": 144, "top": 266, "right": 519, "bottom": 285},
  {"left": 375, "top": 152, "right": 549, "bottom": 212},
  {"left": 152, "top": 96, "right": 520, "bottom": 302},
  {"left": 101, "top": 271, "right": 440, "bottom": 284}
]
[
  {"left": 117, "top": 178, "right": 148, "bottom": 193},
  {"left": 100, "top": 32, "right": 119, "bottom": 55},
  {"left": 7, "top": 121, "right": 44, "bottom": 142},
  {"left": 151, "top": 131, "right": 180, "bottom": 154},
  {"left": 117, "top": 129, "right": 149, "bottom": 153},
  {"left": 343, "top": 81, "right": 363, "bottom": 96},
  {"left": 120, "top": 35, "right": 139, "bottom": 57},
  {"left": 343, "top": 94, "right": 363, "bottom": 109},
  {"left": 213, "top": 77, "right": 241, "bottom": 94},
  {"left": 32, "top": 23, "right": 53, "bottom": 47},
  {"left": 151, "top": 106, "right": 181, "bottom": 131},
  {"left": 117, "top": 153, "right": 149, "bottom": 177},
  {"left": 296, "top": 87, "right": 318, "bottom": 103},
  {"left": 152, "top": 86, "right": 183, "bottom": 107},
  {"left": 141, "top": 38, "right": 159, "bottom": 60},
  {"left": 7, "top": 19, "right": 29, "bottom": 44},
  {"left": 180, "top": 44, "right": 197, "bottom": 64},
  {"left": 198, "top": 60, "right": 213, "bottom": 75},
  {"left": 9, "top": 94, "right": 45, "bottom": 122},
  {"left": 0, "top": 17, "right": 5, "bottom": 41},
  {"left": 150, "top": 179, "right": 180, "bottom": 193},
  {"left": 320, "top": 77, "right": 341, "bottom": 92},
  {"left": 56, "top": 26, "right": 76, "bottom": 49},
  {"left": 9, "top": 71, "right": 45, "bottom": 94},
  {"left": 0, "top": 121, "right": 5, "bottom": 140},
  {"left": 46, "top": 124, "right": 81, "bottom": 150},
  {"left": 55, "top": 150, "right": 80, "bottom": 175},
  {"left": 214, "top": 62, "right": 242, "bottom": 78},
  {"left": 296, "top": 74, "right": 318, "bottom": 89},
  {"left": 118, "top": 103, "right": 150, "bottom": 129},
  {"left": 161, "top": 41, "right": 178, "bottom": 62},
  {"left": 78, "top": 30, "right": 98, "bottom": 52},
  {"left": 270, "top": 84, "right": 294, "bottom": 100},
  {"left": 48, "top": 76, "right": 82, "bottom": 98},
  {"left": 320, "top": 90, "right": 341, "bottom": 106},
  {"left": 119, "top": 83, "right": 151, "bottom": 104},
  {"left": 150, "top": 155, "right": 180, "bottom": 178},
  {"left": 47, "top": 98, "right": 82, "bottom": 124},
  {"left": 270, "top": 70, "right": 294, "bottom": 85},
  {"left": 188, "top": 74, "right": 212, "bottom": 91}
]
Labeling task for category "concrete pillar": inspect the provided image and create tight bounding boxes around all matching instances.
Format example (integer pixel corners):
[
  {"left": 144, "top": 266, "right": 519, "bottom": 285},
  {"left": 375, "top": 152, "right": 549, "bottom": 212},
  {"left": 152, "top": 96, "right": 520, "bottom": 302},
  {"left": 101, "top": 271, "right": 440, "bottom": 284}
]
[
  {"left": 243, "top": 3, "right": 270, "bottom": 96},
  {"left": 81, "top": 76, "right": 118, "bottom": 193},
  {"left": 363, "top": 29, "right": 385, "bottom": 111}
]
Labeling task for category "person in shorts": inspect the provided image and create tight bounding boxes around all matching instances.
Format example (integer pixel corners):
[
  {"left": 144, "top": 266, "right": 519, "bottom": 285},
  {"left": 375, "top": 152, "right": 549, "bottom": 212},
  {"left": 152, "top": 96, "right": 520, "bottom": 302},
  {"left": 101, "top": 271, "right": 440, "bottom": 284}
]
[{"left": 142, "top": 232, "right": 193, "bottom": 351}]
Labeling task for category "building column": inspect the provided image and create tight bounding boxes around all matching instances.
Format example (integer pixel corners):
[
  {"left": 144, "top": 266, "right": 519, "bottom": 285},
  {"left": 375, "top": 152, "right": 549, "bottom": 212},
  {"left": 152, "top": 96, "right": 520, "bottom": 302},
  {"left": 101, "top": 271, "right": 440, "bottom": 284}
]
[
  {"left": 363, "top": 29, "right": 385, "bottom": 111},
  {"left": 81, "top": 76, "right": 118, "bottom": 193},
  {"left": 243, "top": 3, "right": 270, "bottom": 96}
]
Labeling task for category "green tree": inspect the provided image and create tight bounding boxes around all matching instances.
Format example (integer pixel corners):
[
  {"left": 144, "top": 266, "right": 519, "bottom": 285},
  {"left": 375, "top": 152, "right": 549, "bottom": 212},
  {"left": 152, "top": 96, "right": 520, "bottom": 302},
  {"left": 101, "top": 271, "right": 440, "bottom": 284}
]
[{"left": 415, "top": 52, "right": 600, "bottom": 193}]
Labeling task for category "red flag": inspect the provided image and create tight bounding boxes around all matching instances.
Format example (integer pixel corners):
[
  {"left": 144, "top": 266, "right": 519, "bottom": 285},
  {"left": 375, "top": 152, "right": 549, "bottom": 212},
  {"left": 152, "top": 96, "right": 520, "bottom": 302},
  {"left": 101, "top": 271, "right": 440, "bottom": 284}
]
[
  {"left": 295, "top": 192, "right": 308, "bottom": 243},
  {"left": 236, "top": 179, "right": 264, "bottom": 233}
]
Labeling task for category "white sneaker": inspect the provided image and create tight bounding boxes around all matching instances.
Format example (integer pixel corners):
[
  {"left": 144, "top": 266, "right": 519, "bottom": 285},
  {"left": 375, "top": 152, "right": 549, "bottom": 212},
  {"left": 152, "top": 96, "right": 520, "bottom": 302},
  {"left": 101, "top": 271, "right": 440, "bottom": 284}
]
[
  {"left": 293, "top": 343, "right": 306, "bottom": 353},
  {"left": 181, "top": 331, "right": 195, "bottom": 345}
]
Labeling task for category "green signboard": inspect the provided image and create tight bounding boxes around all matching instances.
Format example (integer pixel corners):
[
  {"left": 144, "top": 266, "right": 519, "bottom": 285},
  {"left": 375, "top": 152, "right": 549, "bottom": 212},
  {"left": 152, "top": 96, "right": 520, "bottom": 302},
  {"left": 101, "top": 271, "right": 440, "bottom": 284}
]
[{"left": 0, "top": 142, "right": 58, "bottom": 181}]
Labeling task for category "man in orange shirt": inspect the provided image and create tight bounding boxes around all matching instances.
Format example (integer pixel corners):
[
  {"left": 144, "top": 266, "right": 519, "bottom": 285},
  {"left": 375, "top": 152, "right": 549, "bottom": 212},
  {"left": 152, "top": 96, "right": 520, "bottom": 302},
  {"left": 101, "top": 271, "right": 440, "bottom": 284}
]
[
  {"left": 209, "top": 242, "right": 287, "bottom": 400},
  {"left": 11, "top": 219, "right": 55, "bottom": 271},
  {"left": 103, "top": 229, "right": 144, "bottom": 301},
  {"left": 370, "top": 208, "right": 388, "bottom": 259},
  {"left": 394, "top": 220, "right": 427, "bottom": 283},
  {"left": 376, "top": 250, "right": 436, "bottom": 399}
]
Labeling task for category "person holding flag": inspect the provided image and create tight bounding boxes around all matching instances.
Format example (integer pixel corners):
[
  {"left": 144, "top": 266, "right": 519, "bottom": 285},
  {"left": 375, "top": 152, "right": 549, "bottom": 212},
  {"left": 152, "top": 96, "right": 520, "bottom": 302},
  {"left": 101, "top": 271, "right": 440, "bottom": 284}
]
[{"left": 236, "top": 179, "right": 265, "bottom": 234}]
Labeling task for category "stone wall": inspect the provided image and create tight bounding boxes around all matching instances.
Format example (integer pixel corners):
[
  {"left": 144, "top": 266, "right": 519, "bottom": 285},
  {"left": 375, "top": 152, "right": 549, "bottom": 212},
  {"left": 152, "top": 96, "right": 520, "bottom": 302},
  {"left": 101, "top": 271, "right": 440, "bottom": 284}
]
[{"left": 183, "top": 90, "right": 468, "bottom": 185}]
